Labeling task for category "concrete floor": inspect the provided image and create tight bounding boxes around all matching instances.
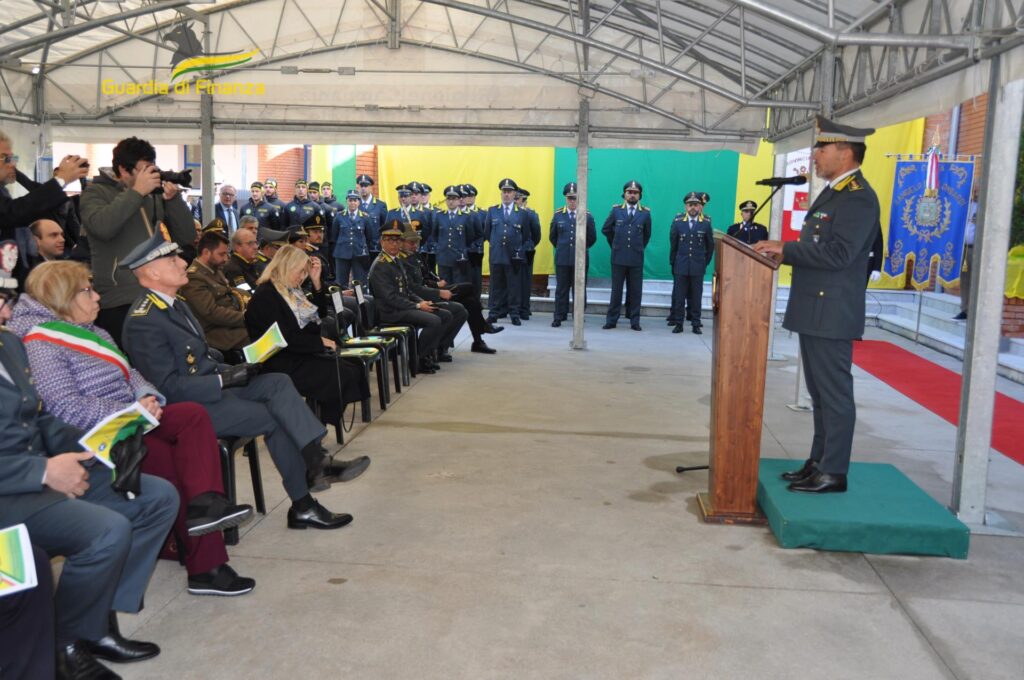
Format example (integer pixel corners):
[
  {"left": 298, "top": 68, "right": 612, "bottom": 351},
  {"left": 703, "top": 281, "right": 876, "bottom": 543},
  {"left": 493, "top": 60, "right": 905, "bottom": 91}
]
[{"left": 118, "top": 316, "right": 1024, "bottom": 680}]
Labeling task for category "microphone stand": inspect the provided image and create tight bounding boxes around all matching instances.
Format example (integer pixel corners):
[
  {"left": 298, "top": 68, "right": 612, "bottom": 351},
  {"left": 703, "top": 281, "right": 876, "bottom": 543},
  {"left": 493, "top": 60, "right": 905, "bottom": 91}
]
[{"left": 675, "top": 181, "right": 788, "bottom": 477}]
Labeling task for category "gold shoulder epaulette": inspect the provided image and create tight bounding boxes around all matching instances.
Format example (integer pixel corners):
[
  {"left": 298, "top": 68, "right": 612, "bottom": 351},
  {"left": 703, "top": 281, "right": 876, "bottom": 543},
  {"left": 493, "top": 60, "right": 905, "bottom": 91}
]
[
  {"left": 833, "top": 175, "right": 856, "bottom": 192},
  {"left": 847, "top": 178, "right": 863, "bottom": 191},
  {"left": 131, "top": 297, "right": 154, "bottom": 317}
]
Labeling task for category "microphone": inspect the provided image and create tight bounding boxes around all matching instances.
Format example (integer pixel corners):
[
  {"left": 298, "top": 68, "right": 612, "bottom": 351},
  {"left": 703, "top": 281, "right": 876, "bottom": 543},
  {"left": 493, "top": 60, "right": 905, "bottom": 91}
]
[{"left": 755, "top": 176, "right": 808, "bottom": 186}]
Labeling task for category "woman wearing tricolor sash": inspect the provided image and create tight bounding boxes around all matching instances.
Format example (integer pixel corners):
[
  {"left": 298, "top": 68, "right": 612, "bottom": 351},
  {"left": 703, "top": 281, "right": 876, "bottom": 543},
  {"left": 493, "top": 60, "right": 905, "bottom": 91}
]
[{"left": 8, "top": 261, "right": 257, "bottom": 597}]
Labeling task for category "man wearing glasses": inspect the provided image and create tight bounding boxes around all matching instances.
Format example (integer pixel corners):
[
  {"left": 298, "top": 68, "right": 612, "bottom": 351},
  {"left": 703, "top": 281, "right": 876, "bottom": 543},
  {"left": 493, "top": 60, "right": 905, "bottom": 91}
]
[
  {"left": 214, "top": 185, "right": 240, "bottom": 236},
  {"left": 0, "top": 130, "right": 90, "bottom": 240}
]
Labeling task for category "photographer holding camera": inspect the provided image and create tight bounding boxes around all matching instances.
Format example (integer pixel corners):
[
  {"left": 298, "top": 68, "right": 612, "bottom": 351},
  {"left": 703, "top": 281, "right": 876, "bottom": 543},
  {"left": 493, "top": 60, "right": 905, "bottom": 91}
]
[{"left": 80, "top": 136, "right": 195, "bottom": 347}]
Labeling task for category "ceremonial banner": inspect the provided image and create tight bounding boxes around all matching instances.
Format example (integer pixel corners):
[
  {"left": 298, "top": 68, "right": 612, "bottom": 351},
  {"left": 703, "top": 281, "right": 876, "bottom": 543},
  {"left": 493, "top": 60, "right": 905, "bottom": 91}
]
[{"left": 884, "top": 155, "right": 975, "bottom": 289}]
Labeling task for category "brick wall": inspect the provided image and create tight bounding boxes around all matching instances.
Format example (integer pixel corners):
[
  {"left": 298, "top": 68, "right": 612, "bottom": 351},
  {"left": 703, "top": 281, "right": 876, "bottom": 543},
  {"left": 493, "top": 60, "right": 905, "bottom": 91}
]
[
  {"left": 355, "top": 146, "right": 380, "bottom": 197},
  {"left": 923, "top": 110, "right": 952, "bottom": 150},
  {"left": 257, "top": 146, "right": 306, "bottom": 203},
  {"left": 1003, "top": 297, "right": 1024, "bottom": 338},
  {"left": 957, "top": 93, "right": 988, "bottom": 160}
]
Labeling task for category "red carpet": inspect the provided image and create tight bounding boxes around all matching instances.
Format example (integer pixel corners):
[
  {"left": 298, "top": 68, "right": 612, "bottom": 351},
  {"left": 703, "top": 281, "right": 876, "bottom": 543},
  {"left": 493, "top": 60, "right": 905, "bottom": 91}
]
[{"left": 852, "top": 340, "right": 1024, "bottom": 466}]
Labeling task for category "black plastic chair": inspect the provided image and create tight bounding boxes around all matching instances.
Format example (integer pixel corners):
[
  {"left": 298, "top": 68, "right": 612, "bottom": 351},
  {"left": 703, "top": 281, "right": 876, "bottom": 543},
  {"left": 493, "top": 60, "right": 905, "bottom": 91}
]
[{"left": 217, "top": 436, "right": 266, "bottom": 545}]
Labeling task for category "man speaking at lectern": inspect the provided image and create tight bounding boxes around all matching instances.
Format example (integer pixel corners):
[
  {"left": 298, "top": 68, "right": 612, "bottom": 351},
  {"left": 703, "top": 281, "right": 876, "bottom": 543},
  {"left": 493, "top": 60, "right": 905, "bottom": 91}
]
[{"left": 752, "top": 115, "right": 881, "bottom": 494}]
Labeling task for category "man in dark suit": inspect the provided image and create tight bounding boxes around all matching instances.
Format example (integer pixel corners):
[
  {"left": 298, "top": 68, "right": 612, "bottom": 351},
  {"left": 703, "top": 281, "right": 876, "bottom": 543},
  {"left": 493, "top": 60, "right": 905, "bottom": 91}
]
[
  {"left": 120, "top": 232, "right": 354, "bottom": 529},
  {"left": 214, "top": 184, "right": 240, "bottom": 236},
  {"left": 669, "top": 192, "right": 715, "bottom": 335},
  {"left": 726, "top": 200, "right": 769, "bottom": 245},
  {"left": 0, "top": 131, "right": 90, "bottom": 241},
  {"left": 754, "top": 115, "right": 881, "bottom": 494},
  {"left": 0, "top": 248, "right": 178, "bottom": 679},
  {"left": 602, "top": 180, "right": 652, "bottom": 331}
]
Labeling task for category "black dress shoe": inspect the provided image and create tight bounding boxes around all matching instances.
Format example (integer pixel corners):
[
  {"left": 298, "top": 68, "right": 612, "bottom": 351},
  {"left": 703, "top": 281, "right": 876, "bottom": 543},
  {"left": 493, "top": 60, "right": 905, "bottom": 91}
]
[
  {"left": 672, "top": 324, "right": 684, "bottom": 334},
  {"left": 667, "top": 319, "right": 676, "bottom": 326},
  {"left": 322, "top": 455, "right": 371, "bottom": 482},
  {"left": 511, "top": 318, "right": 521, "bottom": 326},
  {"left": 953, "top": 311, "right": 967, "bottom": 320},
  {"left": 188, "top": 564, "right": 256, "bottom": 597},
  {"left": 788, "top": 470, "right": 847, "bottom": 493},
  {"left": 287, "top": 501, "right": 354, "bottom": 530},
  {"left": 57, "top": 641, "right": 121, "bottom": 680},
  {"left": 417, "top": 362, "right": 437, "bottom": 374},
  {"left": 471, "top": 341, "right": 497, "bottom": 354},
  {"left": 551, "top": 320, "right": 561, "bottom": 327},
  {"left": 631, "top": 324, "right": 642, "bottom": 331},
  {"left": 185, "top": 492, "right": 254, "bottom": 537},
  {"left": 86, "top": 613, "right": 159, "bottom": 663},
  {"left": 780, "top": 459, "right": 817, "bottom": 482},
  {"left": 692, "top": 326, "right": 702, "bottom": 335},
  {"left": 484, "top": 324, "right": 504, "bottom": 334},
  {"left": 436, "top": 352, "right": 453, "bottom": 363},
  {"left": 602, "top": 323, "right": 615, "bottom": 329}
]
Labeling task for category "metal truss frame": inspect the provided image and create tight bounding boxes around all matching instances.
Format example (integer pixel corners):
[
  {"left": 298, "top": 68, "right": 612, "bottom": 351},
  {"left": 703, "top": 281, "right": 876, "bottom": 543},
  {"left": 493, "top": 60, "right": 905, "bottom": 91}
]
[{"left": 1, "top": 0, "right": 1021, "bottom": 144}]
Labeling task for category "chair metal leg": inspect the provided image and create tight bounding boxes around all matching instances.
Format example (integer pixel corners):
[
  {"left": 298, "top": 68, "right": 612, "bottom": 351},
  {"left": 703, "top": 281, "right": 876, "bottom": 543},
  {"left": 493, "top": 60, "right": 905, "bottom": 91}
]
[
  {"left": 219, "top": 441, "right": 239, "bottom": 546},
  {"left": 376, "top": 360, "right": 388, "bottom": 410},
  {"left": 361, "top": 362, "right": 373, "bottom": 422},
  {"left": 391, "top": 347, "right": 402, "bottom": 393},
  {"left": 245, "top": 440, "right": 266, "bottom": 515}
]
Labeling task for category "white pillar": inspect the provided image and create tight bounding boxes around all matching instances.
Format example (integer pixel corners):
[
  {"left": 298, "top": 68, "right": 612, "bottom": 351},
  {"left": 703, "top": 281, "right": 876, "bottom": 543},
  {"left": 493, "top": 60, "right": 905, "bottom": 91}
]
[
  {"left": 952, "top": 71, "right": 1024, "bottom": 524},
  {"left": 766, "top": 150, "right": 787, "bottom": 361},
  {"left": 571, "top": 99, "right": 590, "bottom": 350}
]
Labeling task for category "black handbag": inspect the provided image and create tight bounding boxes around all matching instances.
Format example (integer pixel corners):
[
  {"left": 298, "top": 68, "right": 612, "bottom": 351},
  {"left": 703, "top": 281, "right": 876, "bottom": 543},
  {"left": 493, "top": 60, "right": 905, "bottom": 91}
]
[{"left": 109, "top": 427, "right": 148, "bottom": 500}]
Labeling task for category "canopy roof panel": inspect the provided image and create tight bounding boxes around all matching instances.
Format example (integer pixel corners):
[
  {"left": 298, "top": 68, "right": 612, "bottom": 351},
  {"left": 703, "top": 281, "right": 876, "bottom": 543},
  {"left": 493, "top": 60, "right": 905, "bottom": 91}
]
[{"left": 1, "top": 0, "right": 1021, "bottom": 150}]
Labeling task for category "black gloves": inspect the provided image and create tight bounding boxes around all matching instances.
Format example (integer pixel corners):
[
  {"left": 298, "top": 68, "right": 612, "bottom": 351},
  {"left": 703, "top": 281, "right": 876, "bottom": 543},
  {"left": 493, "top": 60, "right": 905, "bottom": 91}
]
[
  {"left": 110, "top": 427, "right": 148, "bottom": 500},
  {"left": 220, "top": 363, "right": 261, "bottom": 389}
]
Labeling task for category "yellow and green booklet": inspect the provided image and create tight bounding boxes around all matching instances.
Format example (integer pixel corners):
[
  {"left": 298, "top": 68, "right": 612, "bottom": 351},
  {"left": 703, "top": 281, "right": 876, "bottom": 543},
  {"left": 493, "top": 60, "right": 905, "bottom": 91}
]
[
  {"left": 243, "top": 321, "right": 288, "bottom": 364},
  {"left": 0, "top": 524, "right": 37, "bottom": 598},
  {"left": 78, "top": 402, "right": 160, "bottom": 469}
]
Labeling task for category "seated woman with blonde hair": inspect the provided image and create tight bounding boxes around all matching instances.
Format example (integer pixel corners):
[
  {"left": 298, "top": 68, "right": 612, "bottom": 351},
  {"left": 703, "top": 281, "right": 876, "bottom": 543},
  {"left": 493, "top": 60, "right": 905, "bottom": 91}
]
[
  {"left": 8, "top": 260, "right": 256, "bottom": 597},
  {"left": 245, "top": 245, "right": 370, "bottom": 487}
]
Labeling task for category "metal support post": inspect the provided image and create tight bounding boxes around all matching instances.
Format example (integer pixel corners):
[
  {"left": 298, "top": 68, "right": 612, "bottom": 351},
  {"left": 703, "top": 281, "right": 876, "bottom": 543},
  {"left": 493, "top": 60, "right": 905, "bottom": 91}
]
[
  {"left": 952, "top": 66, "right": 1024, "bottom": 528},
  {"left": 571, "top": 98, "right": 590, "bottom": 350},
  {"left": 766, "top": 150, "right": 786, "bottom": 361},
  {"left": 200, "top": 18, "right": 214, "bottom": 219}
]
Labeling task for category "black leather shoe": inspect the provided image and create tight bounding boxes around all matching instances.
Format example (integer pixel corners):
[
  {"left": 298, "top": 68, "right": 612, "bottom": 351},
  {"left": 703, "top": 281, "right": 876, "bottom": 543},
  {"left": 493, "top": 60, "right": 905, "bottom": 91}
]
[
  {"left": 953, "top": 311, "right": 967, "bottom": 320},
  {"left": 86, "top": 613, "right": 159, "bottom": 663},
  {"left": 436, "top": 352, "right": 453, "bottom": 363},
  {"left": 287, "top": 501, "right": 354, "bottom": 530},
  {"left": 692, "top": 326, "right": 702, "bottom": 335},
  {"left": 486, "top": 317, "right": 498, "bottom": 325},
  {"left": 484, "top": 324, "right": 504, "bottom": 334},
  {"left": 185, "top": 492, "right": 253, "bottom": 537},
  {"left": 417, "top": 361, "right": 437, "bottom": 374},
  {"left": 667, "top": 319, "right": 676, "bottom": 326},
  {"left": 551, "top": 320, "right": 561, "bottom": 327},
  {"left": 631, "top": 324, "right": 642, "bottom": 331},
  {"left": 602, "top": 323, "right": 616, "bottom": 329},
  {"left": 57, "top": 641, "right": 121, "bottom": 680},
  {"left": 471, "top": 341, "right": 497, "bottom": 354},
  {"left": 672, "top": 324, "right": 684, "bottom": 334},
  {"left": 788, "top": 470, "right": 847, "bottom": 493},
  {"left": 188, "top": 564, "right": 256, "bottom": 597},
  {"left": 323, "top": 455, "right": 371, "bottom": 482},
  {"left": 780, "top": 459, "right": 817, "bottom": 481},
  {"left": 511, "top": 318, "right": 521, "bottom": 326}
]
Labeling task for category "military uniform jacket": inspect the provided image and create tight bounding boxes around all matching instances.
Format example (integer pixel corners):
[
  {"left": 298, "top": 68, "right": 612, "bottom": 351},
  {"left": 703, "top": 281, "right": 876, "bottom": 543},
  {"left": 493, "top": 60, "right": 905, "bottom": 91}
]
[
  {"left": 223, "top": 251, "right": 261, "bottom": 290},
  {"left": 368, "top": 252, "right": 425, "bottom": 316},
  {"left": 549, "top": 207, "right": 596, "bottom": 267},
  {"left": 485, "top": 204, "right": 526, "bottom": 265},
  {"left": 399, "top": 252, "right": 443, "bottom": 302},
  {"left": 122, "top": 291, "right": 231, "bottom": 406},
  {"left": 434, "top": 210, "right": 472, "bottom": 267},
  {"left": 522, "top": 208, "right": 542, "bottom": 252},
  {"left": 283, "top": 198, "right": 323, "bottom": 229},
  {"left": 0, "top": 330, "right": 85, "bottom": 526},
  {"left": 466, "top": 206, "right": 487, "bottom": 254},
  {"left": 265, "top": 195, "right": 287, "bottom": 210},
  {"left": 782, "top": 169, "right": 880, "bottom": 340},
  {"left": 418, "top": 205, "right": 438, "bottom": 253},
  {"left": 602, "top": 203, "right": 652, "bottom": 267},
  {"left": 669, "top": 214, "right": 714, "bottom": 276},
  {"left": 332, "top": 210, "right": 371, "bottom": 260},
  {"left": 360, "top": 196, "right": 388, "bottom": 251},
  {"left": 240, "top": 199, "right": 281, "bottom": 230},
  {"left": 726, "top": 220, "right": 768, "bottom": 245},
  {"left": 180, "top": 260, "right": 250, "bottom": 350}
]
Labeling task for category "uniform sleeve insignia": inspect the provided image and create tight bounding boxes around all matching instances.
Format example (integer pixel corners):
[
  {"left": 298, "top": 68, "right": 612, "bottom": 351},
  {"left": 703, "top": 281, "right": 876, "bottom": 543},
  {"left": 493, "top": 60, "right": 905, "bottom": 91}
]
[
  {"left": 833, "top": 175, "right": 859, "bottom": 192},
  {"left": 159, "top": 223, "right": 171, "bottom": 241},
  {"left": 130, "top": 297, "right": 153, "bottom": 317},
  {"left": 848, "top": 179, "right": 863, "bottom": 191}
]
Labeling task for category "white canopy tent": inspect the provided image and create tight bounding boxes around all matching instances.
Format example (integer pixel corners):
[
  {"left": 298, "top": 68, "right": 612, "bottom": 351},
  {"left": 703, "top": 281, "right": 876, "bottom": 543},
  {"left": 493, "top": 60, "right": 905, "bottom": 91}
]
[{"left": 2, "top": 0, "right": 1024, "bottom": 527}]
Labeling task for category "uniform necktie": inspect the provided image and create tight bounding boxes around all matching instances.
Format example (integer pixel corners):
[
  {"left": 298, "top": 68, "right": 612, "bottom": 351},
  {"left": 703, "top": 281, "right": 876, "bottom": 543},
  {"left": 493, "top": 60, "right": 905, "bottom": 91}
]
[
  {"left": 628, "top": 208, "right": 635, "bottom": 219},
  {"left": 504, "top": 206, "right": 510, "bottom": 219},
  {"left": 351, "top": 212, "right": 357, "bottom": 220},
  {"left": 569, "top": 211, "right": 575, "bottom": 222},
  {"left": 689, "top": 219, "right": 695, "bottom": 230},
  {"left": 228, "top": 210, "right": 236, "bottom": 234}
]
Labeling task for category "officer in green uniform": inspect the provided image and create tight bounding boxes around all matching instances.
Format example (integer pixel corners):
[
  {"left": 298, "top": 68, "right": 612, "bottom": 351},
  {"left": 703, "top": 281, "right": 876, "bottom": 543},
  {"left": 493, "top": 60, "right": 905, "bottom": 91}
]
[{"left": 753, "top": 115, "right": 880, "bottom": 494}]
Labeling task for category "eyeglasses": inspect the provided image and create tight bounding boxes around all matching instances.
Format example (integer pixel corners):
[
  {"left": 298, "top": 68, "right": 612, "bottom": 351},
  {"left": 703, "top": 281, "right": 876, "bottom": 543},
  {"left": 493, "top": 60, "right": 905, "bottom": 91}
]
[
  {"left": 0, "top": 154, "right": 18, "bottom": 164},
  {"left": 77, "top": 285, "right": 95, "bottom": 296}
]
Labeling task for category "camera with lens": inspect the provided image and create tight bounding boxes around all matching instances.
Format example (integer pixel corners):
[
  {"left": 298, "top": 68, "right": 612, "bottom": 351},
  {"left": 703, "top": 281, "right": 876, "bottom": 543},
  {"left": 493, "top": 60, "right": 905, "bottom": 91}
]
[{"left": 151, "top": 168, "right": 193, "bottom": 195}]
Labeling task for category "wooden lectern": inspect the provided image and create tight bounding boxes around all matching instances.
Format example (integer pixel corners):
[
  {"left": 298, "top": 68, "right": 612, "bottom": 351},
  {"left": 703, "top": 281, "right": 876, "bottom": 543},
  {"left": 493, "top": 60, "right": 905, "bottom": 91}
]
[{"left": 697, "top": 233, "right": 779, "bottom": 524}]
